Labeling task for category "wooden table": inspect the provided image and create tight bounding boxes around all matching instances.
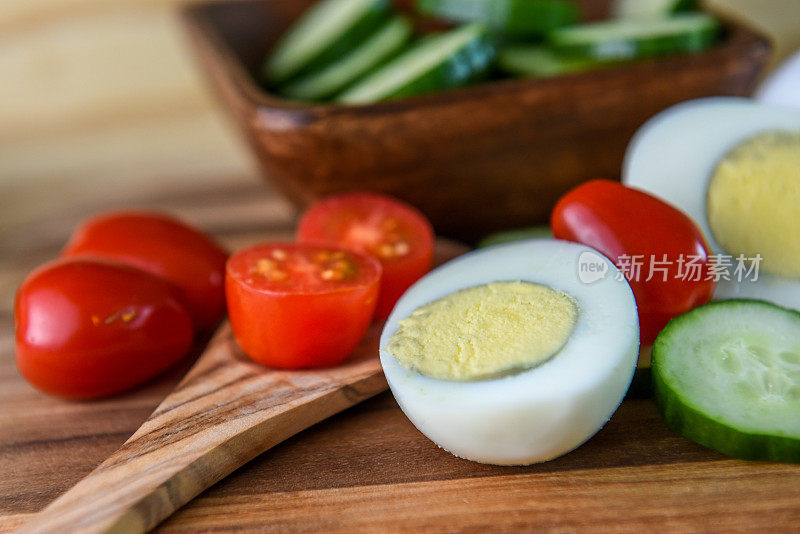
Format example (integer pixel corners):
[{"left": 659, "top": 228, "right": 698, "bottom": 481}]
[{"left": 2, "top": 181, "right": 799, "bottom": 533}]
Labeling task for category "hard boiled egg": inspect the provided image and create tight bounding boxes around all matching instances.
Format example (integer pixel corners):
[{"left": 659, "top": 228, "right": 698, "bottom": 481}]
[
  {"left": 379, "top": 239, "right": 639, "bottom": 465},
  {"left": 757, "top": 49, "right": 800, "bottom": 110},
  {"left": 623, "top": 97, "right": 800, "bottom": 308}
]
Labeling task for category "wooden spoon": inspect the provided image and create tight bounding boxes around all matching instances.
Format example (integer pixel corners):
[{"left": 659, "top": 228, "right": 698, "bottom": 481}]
[{"left": 18, "top": 241, "right": 468, "bottom": 534}]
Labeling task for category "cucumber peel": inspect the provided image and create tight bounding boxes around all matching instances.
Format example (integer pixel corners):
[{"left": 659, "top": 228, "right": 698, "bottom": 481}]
[
  {"left": 416, "top": 0, "right": 579, "bottom": 38},
  {"left": 337, "top": 23, "right": 495, "bottom": 104},
  {"left": 653, "top": 300, "right": 800, "bottom": 462},
  {"left": 613, "top": 0, "right": 696, "bottom": 19},
  {"left": 278, "top": 16, "right": 413, "bottom": 101},
  {"left": 263, "top": 0, "right": 391, "bottom": 85},
  {"left": 548, "top": 12, "right": 720, "bottom": 61},
  {"left": 478, "top": 226, "right": 553, "bottom": 248},
  {"left": 497, "top": 45, "right": 622, "bottom": 78}
]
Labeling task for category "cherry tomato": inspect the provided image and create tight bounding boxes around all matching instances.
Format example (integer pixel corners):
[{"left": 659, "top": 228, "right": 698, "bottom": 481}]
[
  {"left": 226, "top": 243, "right": 381, "bottom": 369},
  {"left": 62, "top": 211, "right": 228, "bottom": 332},
  {"left": 15, "top": 259, "right": 194, "bottom": 399},
  {"left": 551, "top": 179, "right": 714, "bottom": 344},
  {"left": 297, "top": 193, "right": 434, "bottom": 319}
]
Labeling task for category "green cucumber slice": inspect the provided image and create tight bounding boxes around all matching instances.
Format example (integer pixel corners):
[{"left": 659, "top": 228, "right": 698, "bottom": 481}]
[
  {"left": 478, "top": 226, "right": 553, "bottom": 248},
  {"left": 548, "top": 12, "right": 720, "bottom": 61},
  {"left": 416, "top": 0, "right": 579, "bottom": 38},
  {"left": 337, "top": 23, "right": 495, "bottom": 104},
  {"left": 279, "top": 17, "right": 413, "bottom": 101},
  {"left": 497, "top": 45, "right": 620, "bottom": 78},
  {"left": 653, "top": 300, "right": 800, "bottom": 462},
  {"left": 262, "top": 0, "right": 391, "bottom": 85},
  {"left": 613, "top": 0, "right": 695, "bottom": 19}
]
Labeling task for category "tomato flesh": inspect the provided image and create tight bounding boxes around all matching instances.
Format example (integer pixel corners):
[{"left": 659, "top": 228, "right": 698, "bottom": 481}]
[
  {"left": 297, "top": 193, "right": 434, "bottom": 319},
  {"left": 226, "top": 243, "right": 381, "bottom": 369},
  {"left": 62, "top": 211, "right": 228, "bottom": 332},
  {"left": 15, "top": 259, "right": 194, "bottom": 399},
  {"left": 551, "top": 179, "right": 715, "bottom": 344}
]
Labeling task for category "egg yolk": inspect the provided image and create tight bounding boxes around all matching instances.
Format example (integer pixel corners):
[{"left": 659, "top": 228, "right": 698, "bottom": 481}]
[
  {"left": 387, "top": 281, "right": 579, "bottom": 381},
  {"left": 707, "top": 131, "right": 800, "bottom": 278}
]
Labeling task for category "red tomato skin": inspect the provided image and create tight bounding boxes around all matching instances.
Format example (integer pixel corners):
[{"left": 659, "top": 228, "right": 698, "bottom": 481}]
[
  {"left": 297, "top": 192, "right": 434, "bottom": 319},
  {"left": 15, "top": 259, "right": 194, "bottom": 399},
  {"left": 61, "top": 211, "right": 228, "bottom": 332},
  {"left": 551, "top": 179, "right": 715, "bottom": 344},
  {"left": 372, "top": 248, "right": 432, "bottom": 319},
  {"left": 226, "top": 244, "right": 381, "bottom": 369}
]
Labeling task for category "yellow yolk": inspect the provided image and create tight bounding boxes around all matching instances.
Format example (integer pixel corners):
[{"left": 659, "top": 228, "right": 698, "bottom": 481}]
[
  {"left": 387, "top": 281, "right": 579, "bottom": 381},
  {"left": 707, "top": 131, "right": 800, "bottom": 277}
]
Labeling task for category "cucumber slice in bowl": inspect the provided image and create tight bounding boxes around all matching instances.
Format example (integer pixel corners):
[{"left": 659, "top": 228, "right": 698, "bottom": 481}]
[
  {"left": 478, "top": 226, "right": 553, "bottom": 248},
  {"left": 279, "top": 17, "right": 413, "bottom": 101},
  {"left": 337, "top": 23, "right": 495, "bottom": 105},
  {"left": 262, "top": 0, "right": 391, "bottom": 85},
  {"left": 549, "top": 12, "right": 720, "bottom": 61},
  {"left": 416, "top": 0, "right": 579, "bottom": 39},
  {"left": 653, "top": 300, "right": 800, "bottom": 462},
  {"left": 613, "top": 0, "right": 695, "bottom": 19},
  {"left": 498, "top": 45, "right": 620, "bottom": 78}
]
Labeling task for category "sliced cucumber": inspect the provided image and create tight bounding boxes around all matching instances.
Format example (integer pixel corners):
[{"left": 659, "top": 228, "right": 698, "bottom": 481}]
[
  {"left": 262, "top": 0, "right": 391, "bottom": 85},
  {"left": 613, "top": 0, "right": 695, "bottom": 19},
  {"left": 548, "top": 12, "right": 720, "bottom": 61},
  {"left": 279, "top": 17, "right": 413, "bottom": 101},
  {"left": 653, "top": 300, "right": 800, "bottom": 462},
  {"left": 416, "top": 0, "right": 579, "bottom": 38},
  {"left": 337, "top": 23, "right": 495, "bottom": 105},
  {"left": 478, "top": 226, "right": 553, "bottom": 248},
  {"left": 497, "top": 45, "right": 619, "bottom": 78}
]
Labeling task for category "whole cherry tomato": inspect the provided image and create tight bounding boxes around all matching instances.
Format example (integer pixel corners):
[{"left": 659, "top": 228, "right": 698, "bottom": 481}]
[
  {"left": 551, "top": 179, "right": 714, "bottom": 344},
  {"left": 15, "top": 259, "right": 194, "bottom": 399},
  {"left": 226, "top": 243, "right": 381, "bottom": 369},
  {"left": 297, "top": 192, "right": 434, "bottom": 319},
  {"left": 62, "top": 211, "right": 228, "bottom": 332}
]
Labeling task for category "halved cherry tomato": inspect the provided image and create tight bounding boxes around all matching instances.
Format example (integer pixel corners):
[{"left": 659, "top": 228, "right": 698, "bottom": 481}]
[
  {"left": 226, "top": 243, "right": 381, "bottom": 369},
  {"left": 15, "top": 259, "right": 194, "bottom": 399},
  {"left": 551, "top": 179, "right": 714, "bottom": 344},
  {"left": 62, "top": 211, "right": 228, "bottom": 332},
  {"left": 297, "top": 193, "right": 434, "bottom": 319}
]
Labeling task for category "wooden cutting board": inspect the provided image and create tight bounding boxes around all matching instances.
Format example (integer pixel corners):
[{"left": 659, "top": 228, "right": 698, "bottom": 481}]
[{"left": 1, "top": 181, "right": 799, "bottom": 533}]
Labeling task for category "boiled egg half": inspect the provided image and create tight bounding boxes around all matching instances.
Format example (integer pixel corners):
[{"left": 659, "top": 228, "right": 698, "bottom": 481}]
[
  {"left": 623, "top": 97, "right": 800, "bottom": 308},
  {"left": 379, "top": 239, "right": 639, "bottom": 465}
]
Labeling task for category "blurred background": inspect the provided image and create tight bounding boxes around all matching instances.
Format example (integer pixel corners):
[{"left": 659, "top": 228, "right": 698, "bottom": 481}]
[{"left": 1, "top": 0, "right": 799, "bottom": 248}]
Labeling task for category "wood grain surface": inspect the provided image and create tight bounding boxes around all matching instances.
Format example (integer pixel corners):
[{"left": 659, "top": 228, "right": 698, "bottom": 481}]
[
  {"left": 2, "top": 182, "right": 800, "bottom": 533},
  {"left": 15, "top": 321, "right": 387, "bottom": 534}
]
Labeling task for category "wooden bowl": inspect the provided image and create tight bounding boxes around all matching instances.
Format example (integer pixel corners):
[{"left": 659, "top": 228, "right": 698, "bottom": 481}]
[{"left": 182, "top": 0, "right": 771, "bottom": 242}]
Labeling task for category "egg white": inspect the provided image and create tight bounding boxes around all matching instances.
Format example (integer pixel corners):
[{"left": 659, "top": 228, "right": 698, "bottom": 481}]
[
  {"left": 622, "top": 97, "right": 800, "bottom": 309},
  {"left": 379, "top": 239, "right": 639, "bottom": 465},
  {"left": 757, "top": 49, "right": 800, "bottom": 110}
]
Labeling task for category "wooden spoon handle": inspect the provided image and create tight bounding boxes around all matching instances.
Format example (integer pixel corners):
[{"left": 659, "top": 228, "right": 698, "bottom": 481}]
[{"left": 18, "top": 323, "right": 387, "bottom": 534}]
